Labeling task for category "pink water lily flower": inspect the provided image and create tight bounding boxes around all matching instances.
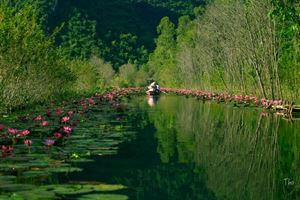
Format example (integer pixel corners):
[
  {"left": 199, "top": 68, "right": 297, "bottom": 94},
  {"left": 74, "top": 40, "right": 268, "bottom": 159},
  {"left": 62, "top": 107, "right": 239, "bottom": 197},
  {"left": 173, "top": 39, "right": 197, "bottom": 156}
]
[
  {"left": 88, "top": 98, "right": 95, "bottom": 105},
  {"left": 33, "top": 115, "right": 42, "bottom": 121},
  {"left": 44, "top": 139, "right": 55, "bottom": 146},
  {"left": 17, "top": 130, "right": 30, "bottom": 137},
  {"left": 54, "top": 132, "right": 62, "bottom": 139},
  {"left": 24, "top": 139, "right": 33, "bottom": 146},
  {"left": 46, "top": 109, "right": 52, "bottom": 117},
  {"left": 1, "top": 145, "right": 13, "bottom": 157},
  {"left": 61, "top": 116, "right": 70, "bottom": 123},
  {"left": 70, "top": 120, "right": 78, "bottom": 126},
  {"left": 8, "top": 128, "right": 19, "bottom": 135},
  {"left": 0, "top": 124, "right": 6, "bottom": 131},
  {"left": 41, "top": 121, "right": 49, "bottom": 126},
  {"left": 67, "top": 111, "right": 74, "bottom": 116},
  {"left": 81, "top": 102, "right": 88, "bottom": 110},
  {"left": 56, "top": 108, "right": 64, "bottom": 116},
  {"left": 62, "top": 126, "right": 72, "bottom": 134}
]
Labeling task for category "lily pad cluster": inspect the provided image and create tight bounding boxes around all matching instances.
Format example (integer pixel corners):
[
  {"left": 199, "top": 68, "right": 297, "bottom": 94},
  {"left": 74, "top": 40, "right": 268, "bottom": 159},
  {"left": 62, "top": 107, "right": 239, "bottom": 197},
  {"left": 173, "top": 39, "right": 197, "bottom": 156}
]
[
  {"left": 0, "top": 88, "right": 143, "bottom": 199},
  {"left": 0, "top": 183, "right": 128, "bottom": 200},
  {"left": 161, "top": 88, "right": 284, "bottom": 108},
  {"left": 0, "top": 88, "right": 143, "bottom": 157}
]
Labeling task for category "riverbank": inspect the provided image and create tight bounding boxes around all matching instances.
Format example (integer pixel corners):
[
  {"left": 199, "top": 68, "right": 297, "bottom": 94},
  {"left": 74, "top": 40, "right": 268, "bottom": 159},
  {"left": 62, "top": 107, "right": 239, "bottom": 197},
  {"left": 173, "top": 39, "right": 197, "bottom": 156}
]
[
  {"left": 0, "top": 86, "right": 297, "bottom": 155},
  {"left": 0, "top": 87, "right": 299, "bottom": 199},
  {"left": 160, "top": 88, "right": 300, "bottom": 119}
]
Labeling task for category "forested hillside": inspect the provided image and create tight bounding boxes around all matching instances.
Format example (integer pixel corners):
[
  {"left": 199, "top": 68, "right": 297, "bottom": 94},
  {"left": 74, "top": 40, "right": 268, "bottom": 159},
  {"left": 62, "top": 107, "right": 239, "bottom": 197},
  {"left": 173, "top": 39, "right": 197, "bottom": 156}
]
[
  {"left": 0, "top": 0, "right": 299, "bottom": 111},
  {"left": 6, "top": 0, "right": 205, "bottom": 68}
]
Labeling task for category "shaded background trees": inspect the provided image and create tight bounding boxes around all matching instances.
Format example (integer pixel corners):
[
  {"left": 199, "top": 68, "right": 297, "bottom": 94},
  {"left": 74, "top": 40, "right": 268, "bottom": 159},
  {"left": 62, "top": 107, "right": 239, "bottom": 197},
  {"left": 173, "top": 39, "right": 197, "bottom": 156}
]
[
  {"left": 147, "top": 0, "right": 299, "bottom": 101},
  {"left": 1, "top": 0, "right": 299, "bottom": 112}
]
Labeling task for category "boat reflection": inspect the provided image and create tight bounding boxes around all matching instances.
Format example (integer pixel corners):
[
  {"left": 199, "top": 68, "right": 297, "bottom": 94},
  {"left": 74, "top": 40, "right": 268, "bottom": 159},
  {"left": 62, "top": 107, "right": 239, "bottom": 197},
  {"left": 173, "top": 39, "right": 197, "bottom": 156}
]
[{"left": 147, "top": 95, "right": 160, "bottom": 107}]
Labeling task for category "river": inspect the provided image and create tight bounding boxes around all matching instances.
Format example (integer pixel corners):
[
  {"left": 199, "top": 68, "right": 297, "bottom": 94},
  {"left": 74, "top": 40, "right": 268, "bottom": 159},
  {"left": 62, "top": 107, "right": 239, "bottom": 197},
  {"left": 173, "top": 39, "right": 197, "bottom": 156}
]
[{"left": 0, "top": 95, "right": 299, "bottom": 200}]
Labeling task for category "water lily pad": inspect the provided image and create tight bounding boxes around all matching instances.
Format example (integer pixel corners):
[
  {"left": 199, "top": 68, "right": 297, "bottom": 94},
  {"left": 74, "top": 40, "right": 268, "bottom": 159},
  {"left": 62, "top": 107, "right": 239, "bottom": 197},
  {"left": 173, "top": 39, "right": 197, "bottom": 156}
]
[
  {"left": 40, "top": 184, "right": 126, "bottom": 195},
  {"left": 15, "top": 189, "right": 57, "bottom": 200},
  {"left": 26, "top": 154, "right": 49, "bottom": 159},
  {"left": 0, "top": 163, "right": 29, "bottom": 171},
  {"left": 40, "top": 184, "right": 93, "bottom": 195},
  {"left": 47, "top": 167, "right": 83, "bottom": 173},
  {"left": 0, "top": 195, "right": 11, "bottom": 200},
  {"left": 22, "top": 170, "right": 51, "bottom": 178},
  {"left": 78, "top": 194, "right": 128, "bottom": 200},
  {"left": 6, "top": 156, "right": 33, "bottom": 162},
  {"left": 6, "top": 193, "right": 25, "bottom": 200},
  {"left": 86, "top": 184, "right": 126, "bottom": 191},
  {"left": 0, "top": 184, "right": 35, "bottom": 192},
  {"left": 27, "top": 160, "right": 50, "bottom": 168},
  {"left": 0, "top": 175, "right": 16, "bottom": 181},
  {"left": 67, "top": 158, "right": 94, "bottom": 163},
  {"left": 91, "top": 150, "right": 117, "bottom": 156},
  {"left": 0, "top": 176, "right": 16, "bottom": 185}
]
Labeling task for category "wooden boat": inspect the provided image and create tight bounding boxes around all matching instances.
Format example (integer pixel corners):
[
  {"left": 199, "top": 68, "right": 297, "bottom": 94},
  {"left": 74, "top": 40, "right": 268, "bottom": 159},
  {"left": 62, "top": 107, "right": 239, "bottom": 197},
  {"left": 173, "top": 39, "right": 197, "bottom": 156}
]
[
  {"left": 146, "top": 90, "right": 161, "bottom": 96},
  {"left": 292, "top": 105, "right": 300, "bottom": 113},
  {"left": 276, "top": 103, "right": 300, "bottom": 120}
]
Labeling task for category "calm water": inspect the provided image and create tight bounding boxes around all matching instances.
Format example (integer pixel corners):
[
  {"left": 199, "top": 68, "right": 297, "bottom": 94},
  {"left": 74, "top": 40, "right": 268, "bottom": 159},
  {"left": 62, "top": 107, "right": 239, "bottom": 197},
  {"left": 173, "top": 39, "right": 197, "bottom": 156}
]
[
  {"left": 1, "top": 95, "right": 300, "bottom": 200},
  {"left": 70, "top": 95, "right": 300, "bottom": 200}
]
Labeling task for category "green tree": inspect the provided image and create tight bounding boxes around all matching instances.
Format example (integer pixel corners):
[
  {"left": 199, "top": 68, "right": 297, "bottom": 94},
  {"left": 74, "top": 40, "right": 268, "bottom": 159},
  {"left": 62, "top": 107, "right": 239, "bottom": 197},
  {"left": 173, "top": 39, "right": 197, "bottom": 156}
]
[
  {"left": 61, "top": 9, "right": 98, "bottom": 59},
  {"left": 0, "top": 3, "right": 73, "bottom": 111},
  {"left": 4, "top": 0, "right": 58, "bottom": 26},
  {"left": 114, "top": 63, "right": 139, "bottom": 87},
  {"left": 176, "top": 16, "right": 196, "bottom": 47},
  {"left": 100, "top": 33, "right": 148, "bottom": 70},
  {"left": 147, "top": 17, "right": 179, "bottom": 87},
  {"left": 271, "top": 0, "right": 300, "bottom": 100},
  {"left": 175, "top": 15, "right": 198, "bottom": 88}
]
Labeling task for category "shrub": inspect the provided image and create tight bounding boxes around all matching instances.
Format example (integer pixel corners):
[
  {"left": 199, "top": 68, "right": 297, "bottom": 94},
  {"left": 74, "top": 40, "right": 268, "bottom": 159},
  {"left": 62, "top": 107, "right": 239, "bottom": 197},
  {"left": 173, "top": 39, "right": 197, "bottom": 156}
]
[
  {"left": 0, "top": 3, "right": 73, "bottom": 111},
  {"left": 114, "top": 64, "right": 138, "bottom": 87},
  {"left": 90, "top": 56, "right": 115, "bottom": 91}
]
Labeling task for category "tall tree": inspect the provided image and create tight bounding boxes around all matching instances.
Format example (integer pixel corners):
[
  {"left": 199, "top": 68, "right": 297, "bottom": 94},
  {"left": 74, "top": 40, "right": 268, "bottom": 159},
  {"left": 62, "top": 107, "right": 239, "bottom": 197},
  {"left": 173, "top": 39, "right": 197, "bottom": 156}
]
[
  {"left": 60, "top": 9, "right": 98, "bottom": 59},
  {"left": 147, "top": 17, "right": 179, "bottom": 86},
  {"left": 100, "top": 33, "right": 148, "bottom": 70},
  {"left": 271, "top": 0, "right": 300, "bottom": 100}
]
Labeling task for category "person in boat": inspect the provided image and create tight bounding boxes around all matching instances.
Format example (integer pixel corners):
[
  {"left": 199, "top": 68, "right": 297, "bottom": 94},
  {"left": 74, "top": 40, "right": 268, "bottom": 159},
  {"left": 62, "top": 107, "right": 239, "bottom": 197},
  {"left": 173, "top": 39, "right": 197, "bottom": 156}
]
[{"left": 147, "top": 81, "right": 160, "bottom": 95}]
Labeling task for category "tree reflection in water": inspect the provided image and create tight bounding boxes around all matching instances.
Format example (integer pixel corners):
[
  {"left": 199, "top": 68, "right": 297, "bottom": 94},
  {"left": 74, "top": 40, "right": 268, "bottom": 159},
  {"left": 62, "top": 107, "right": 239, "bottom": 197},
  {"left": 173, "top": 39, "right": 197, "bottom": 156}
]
[
  {"left": 142, "top": 95, "right": 300, "bottom": 200},
  {"left": 70, "top": 95, "right": 300, "bottom": 200}
]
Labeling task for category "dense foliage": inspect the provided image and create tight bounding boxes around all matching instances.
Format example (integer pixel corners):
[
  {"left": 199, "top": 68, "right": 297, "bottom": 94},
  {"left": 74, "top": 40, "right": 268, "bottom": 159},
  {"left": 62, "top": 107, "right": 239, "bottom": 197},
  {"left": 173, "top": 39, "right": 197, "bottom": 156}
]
[
  {"left": 0, "top": 0, "right": 299, "bottom": 112},
  {"left": 0, "top": 3, "right": 73, "bottom": 111},
  {"left": 146, "top": 0, "right": 300, "bottom": 101},
  {"left": 270, "top": 0, "right": 300, "bottom": 100},
  {"left": 10, "top": 0, "right": 205, "bottom": 68}
]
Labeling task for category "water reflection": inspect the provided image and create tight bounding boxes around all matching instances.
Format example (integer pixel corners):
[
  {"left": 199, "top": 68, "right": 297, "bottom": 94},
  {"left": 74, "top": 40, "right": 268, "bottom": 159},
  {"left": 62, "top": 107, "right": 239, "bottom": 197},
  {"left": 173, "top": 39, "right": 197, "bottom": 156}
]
[
  {"left": 136, "top": 95, "right": 300, "bottom": 200},
  {"left": 147, "top": 95, "right": 160, "bottom": 107},
  {"left": 70, "top": 95, "right": 300, "bottom": 200}
]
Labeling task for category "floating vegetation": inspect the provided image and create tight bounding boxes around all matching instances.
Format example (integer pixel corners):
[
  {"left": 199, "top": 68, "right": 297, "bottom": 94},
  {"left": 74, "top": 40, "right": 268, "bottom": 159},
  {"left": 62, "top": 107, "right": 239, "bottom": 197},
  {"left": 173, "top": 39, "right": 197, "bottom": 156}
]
[
  {"left": 78, "top": 194, "right": 128, "bottom": 200},
  {"left": 0, "top": 88, "right": 142, "bottom": 199}
]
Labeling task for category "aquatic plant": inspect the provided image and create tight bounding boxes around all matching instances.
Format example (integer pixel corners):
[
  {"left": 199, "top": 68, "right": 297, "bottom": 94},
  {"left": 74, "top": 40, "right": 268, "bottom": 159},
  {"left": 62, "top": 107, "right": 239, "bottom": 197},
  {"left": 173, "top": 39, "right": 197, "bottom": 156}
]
[
  {"left": 56, "top": 108, "right": 64, "bottom": 116},
  {"left": 62, "top": 126, "right": 73, "bottom": 134},
  {"left": 17, "top": 130, "right": 30, "bottom": 138},
  {"left": 0, "top": 88, "right": 143, "bottom": 157},
  {"left": 61, "top": 116, "right": 70, "bottom": 123},
  {"left": 1, "top": 145, "right": 13, "bottom": 157},
  {"left": 54, "top": 132, "right": 62, "bottom": 139},
  {"left": 43, "top": 139, "right": 55, "bottom": 147},
  {"left": 161, "top": 88, "right": 285, "bottom": 109},
  {"left": 33, "top": 115, "right": 42, "bottom": 121},
  {"left": 24, "top": 139, "right": 33, "bottom": 146},
  {"left": 41, "top": 121, "right": 49, "bottom": 126}
]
